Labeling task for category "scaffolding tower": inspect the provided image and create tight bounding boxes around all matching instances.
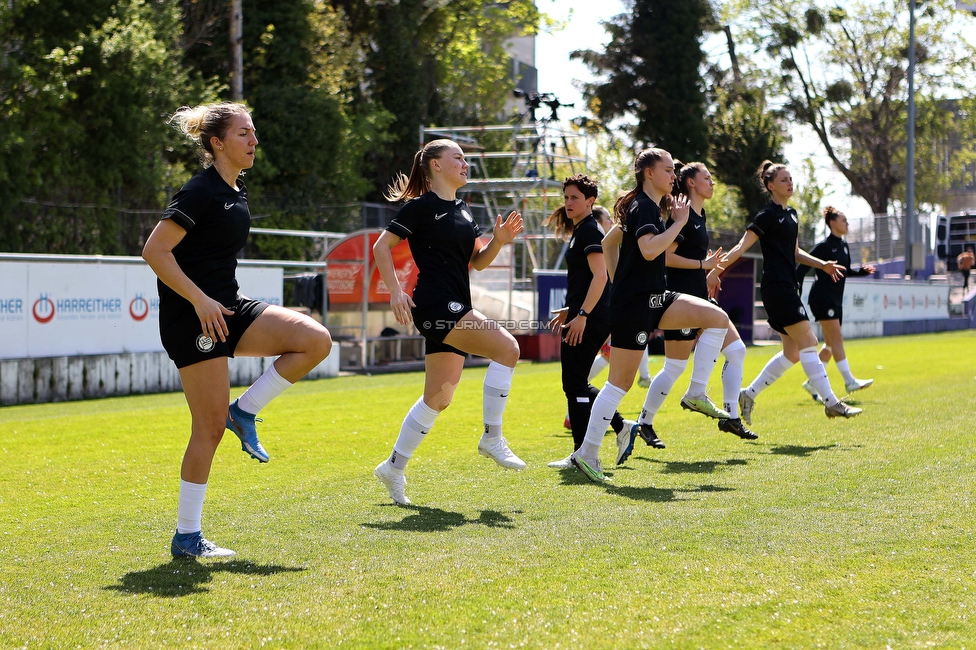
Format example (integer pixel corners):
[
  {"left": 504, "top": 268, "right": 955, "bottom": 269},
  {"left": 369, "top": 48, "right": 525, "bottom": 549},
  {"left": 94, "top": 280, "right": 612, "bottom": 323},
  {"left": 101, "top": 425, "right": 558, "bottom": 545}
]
[{"left": 420, "top": 120, "right": 591, "bottom": 276}]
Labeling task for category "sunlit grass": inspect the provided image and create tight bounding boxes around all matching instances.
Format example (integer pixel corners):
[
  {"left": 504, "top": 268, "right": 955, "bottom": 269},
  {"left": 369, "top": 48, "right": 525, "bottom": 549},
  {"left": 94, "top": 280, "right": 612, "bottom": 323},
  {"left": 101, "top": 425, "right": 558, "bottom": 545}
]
[{"left": 1, "top": 330, "right": 974, "bottom": 648}]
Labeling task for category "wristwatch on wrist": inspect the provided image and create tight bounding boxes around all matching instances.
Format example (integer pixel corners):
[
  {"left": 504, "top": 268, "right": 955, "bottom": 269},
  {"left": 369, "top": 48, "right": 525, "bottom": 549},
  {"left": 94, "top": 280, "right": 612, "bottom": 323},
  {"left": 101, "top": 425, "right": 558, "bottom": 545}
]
[{"left": 578, "top": 308, "right": 589, "bottom": 317}]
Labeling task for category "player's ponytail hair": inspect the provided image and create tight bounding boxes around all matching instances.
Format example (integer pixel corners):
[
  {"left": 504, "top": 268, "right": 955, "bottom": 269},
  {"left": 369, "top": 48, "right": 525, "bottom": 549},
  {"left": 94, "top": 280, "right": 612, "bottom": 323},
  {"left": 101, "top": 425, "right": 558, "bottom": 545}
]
[
  {"left": 673, "top": 161, "right": 707, "bottom": 198},
  {"left": 544, "top": 174, "right": 599, "bottom": 241},
  {"left": 385, "top": 139, "right": 457, "bottom": 202},
  {"left": 171, "top": 102, "right": 250, "bottom": 167},
  {"left": 757, "top": 160, "right": 789, "bottom": 195},
  {"left": 614, "top": 148, "right": 672, "bottom": 224},
  {"left": 823, "top": 205, "right": 841, "bottom": 226}
]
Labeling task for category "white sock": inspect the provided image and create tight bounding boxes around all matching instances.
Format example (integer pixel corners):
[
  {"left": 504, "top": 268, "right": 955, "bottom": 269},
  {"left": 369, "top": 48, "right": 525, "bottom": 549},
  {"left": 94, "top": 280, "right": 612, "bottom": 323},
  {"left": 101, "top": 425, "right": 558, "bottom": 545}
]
[
  {"left": 176, "top": 479, "right": 207, "bottom": 534},
  {"left": 579, "top": 382, "right": 627, "bottom": 459},
  {"left": 482, "top": 362, "right": 515, "bottom": 440},
  {"left": 835, "top": 358, "right": 855, "bottom": 384},
  {"left": 640, "top": 358, "right": 687, "bottom": 424},
  {"left": 686, "top": 327, "right": 727, "bottom": 396},
  {"left": 389, "top": 397, "right": 440, "bottom": 470},
  {"left": 799, "top": 346, "right": 839, "bottom": 407},
  {"left": 236, "top": 361, "right": 293, "bottom": 415},
  {"left": 721, "top": 340, "right": 746, "bottom": 419},
  {"left": 588, "top": 354, "right": 609, "bottom": 382},
  {"left": 639, "top": 347, "right": 651, "bottom": 381},
  {"left": 746, "top": 352, "right": 794, "bottom": 398}
]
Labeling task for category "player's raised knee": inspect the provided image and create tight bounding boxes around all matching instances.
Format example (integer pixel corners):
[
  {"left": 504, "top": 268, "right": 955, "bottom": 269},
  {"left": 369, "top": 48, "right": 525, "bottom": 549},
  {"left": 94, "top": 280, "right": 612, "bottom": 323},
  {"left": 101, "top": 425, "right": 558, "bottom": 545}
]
[
  {"left": 309, "top": 326, "right": 333, "bottom": 363},
  {"left": 495, "top": 334, "right": 520, "bottom": 367}
]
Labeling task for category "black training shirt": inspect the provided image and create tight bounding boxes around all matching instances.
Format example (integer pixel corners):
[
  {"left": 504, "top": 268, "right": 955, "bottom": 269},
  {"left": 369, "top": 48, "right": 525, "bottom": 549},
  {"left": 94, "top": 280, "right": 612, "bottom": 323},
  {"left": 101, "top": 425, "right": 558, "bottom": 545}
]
[
  {"left": 387, "top": 191, "right": 483, "bottom": 309},
  {"left": 801, "top": 233, "right": 872, "bottom": 305},
  {"left": 747, "top": 201, "right": 800, "bottom": 289},
  {"left": 666, "top": 207, "right": 708, "bottom": 298},
  {"left": 159, "top": 166, "right": 250, "bottom": 308},
  {"left": 564, "top": 214, "right": 610, "bottom": 320},
  {"left": 612, "top": 191, "right": 673, "bottom": 304}
]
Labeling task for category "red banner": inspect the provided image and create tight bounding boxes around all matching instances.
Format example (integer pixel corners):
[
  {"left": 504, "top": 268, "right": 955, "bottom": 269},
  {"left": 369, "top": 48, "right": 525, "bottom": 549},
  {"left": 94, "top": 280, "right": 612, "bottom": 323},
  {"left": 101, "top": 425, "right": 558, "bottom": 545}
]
[{"left": 324, "top": 230, "right": 419, "bottom": 305}]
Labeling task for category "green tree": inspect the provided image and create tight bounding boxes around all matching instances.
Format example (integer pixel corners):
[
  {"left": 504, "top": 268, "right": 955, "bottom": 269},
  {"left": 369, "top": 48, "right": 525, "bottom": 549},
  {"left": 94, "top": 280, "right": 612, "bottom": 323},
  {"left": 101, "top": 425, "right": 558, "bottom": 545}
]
[
  {"left": 793, "top": 157, "right": 826, "bottom": 248},
  {"left": 0, "top": 0, "right": 212, "bottom": 254},
  {"left": 571, "top": 0, "right": 714, "bottom": 161},
  {"left": 331, "top": 0, "right": 540, "bottom": 198},
  {"left": 708, "top": 83, "right": 787, "bottom": 224},
  {"left": 722, "top": 0, "right": 976, "bottom": 215}
]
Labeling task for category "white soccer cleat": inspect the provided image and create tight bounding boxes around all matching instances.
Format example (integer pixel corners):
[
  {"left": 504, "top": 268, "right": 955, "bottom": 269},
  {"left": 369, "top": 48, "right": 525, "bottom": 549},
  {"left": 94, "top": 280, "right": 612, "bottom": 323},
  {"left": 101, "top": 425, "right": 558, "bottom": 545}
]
[
  {"left": 547, "top": 455, "right": 574, "bottom": 469},
  {"left": 374, "top": 459, "right": 410, "bottom": 505},
  {"left": 825, "top": 400, "right": 862, "bottom": 419},
  {"left": 478, "top": 437, "right": 527, "bottom": 470},
  {"left": 801, "top": 380, "right": 823, "bottom": 403},
  {"left": 616, "top": 419, "right": 638, "bottom": 465},
  {"left": 844, "top": 377, "right": 874, "bottom": 394},
  {"left": 738, "top": 390, "right": 756, "bottom": 426}
]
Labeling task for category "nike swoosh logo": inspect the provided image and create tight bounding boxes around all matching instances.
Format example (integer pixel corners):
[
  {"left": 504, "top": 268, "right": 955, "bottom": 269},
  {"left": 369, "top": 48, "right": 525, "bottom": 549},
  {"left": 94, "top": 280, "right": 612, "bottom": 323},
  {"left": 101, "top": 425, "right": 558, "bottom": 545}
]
[
  {"left": 778, "top": 217, "right": 785, "bottom": 223},
  {"left": 224, "top": 202, "right": 234, "bottom": 210},
  {"left": 602, "top": 417, "right": 613, "bottom": 421},
  {"left": 694, "top": 224, "right": 701, "bottom": 229},
  {"left": 499, "top": 393, "right": 509, "bottom": 398},
  {"left": 434, "top": 212, "right": 448, "bottom": 220}
]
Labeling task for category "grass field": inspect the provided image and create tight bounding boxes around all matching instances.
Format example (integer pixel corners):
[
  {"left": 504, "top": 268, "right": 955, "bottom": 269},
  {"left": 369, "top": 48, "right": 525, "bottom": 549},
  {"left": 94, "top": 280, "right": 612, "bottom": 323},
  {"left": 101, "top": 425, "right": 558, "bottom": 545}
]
[{"left": 1, "top": 330, "right": 974, "bottom": 648}]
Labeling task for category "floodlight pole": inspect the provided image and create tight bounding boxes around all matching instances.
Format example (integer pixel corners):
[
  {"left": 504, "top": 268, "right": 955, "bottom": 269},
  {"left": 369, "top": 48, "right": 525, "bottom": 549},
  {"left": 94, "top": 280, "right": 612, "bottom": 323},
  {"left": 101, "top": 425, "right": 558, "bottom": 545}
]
[{"left": 905, "top": 0, "right": 917, "bottom": 277}]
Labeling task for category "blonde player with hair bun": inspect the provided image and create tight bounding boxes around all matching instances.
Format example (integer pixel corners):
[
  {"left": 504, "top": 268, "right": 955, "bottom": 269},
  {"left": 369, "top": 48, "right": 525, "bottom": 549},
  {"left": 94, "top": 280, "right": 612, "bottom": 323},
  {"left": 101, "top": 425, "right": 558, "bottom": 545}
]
[{"left": 143, "top": 102, "right": 333, "bottom": 558}]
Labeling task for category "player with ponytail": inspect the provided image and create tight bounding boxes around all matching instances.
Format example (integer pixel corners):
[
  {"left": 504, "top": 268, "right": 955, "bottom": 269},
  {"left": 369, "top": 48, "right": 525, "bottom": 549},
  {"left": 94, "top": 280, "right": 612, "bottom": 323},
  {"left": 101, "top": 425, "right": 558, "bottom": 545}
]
[
  {"left": 718, "top": 161, "right": 862, "bottom": 423},
  {"left": 570, "top": 149, "right": 732, "bottom": 483}
]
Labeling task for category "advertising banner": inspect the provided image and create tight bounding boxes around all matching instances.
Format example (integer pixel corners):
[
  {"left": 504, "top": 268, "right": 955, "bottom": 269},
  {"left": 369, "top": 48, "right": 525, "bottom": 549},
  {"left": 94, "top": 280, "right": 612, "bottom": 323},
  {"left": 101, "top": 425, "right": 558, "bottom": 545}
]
[
  {"left": 1, "top": 261, "right": 283, "bottom": 359},
  {"left": 324, "top": 229, "right": 419, "bottom": 306},
  {"left": 800, "top": 278, "right": 948, "bottom": 322}
]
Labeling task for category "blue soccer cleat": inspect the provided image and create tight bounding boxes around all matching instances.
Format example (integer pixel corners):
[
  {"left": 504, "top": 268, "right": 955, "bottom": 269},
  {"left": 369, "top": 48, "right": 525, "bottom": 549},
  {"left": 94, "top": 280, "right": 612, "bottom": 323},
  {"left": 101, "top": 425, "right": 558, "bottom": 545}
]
[
  {"left": 226, "top": 399, "right": 269, "bottom": 463},
  {"left": 171, "top": 530, "right": 236, "bottom": 559}
]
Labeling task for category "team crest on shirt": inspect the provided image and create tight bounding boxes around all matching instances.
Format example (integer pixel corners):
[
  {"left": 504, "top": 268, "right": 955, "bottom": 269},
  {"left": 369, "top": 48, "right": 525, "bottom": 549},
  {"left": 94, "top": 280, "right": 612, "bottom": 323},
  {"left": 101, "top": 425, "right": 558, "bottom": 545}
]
[
  {"left": 827, "top": 309, "right": 835, "bottom": 317},
  {"left": 791, "top": 213, "right": 798, "bottom": 223},
  {"left": 448, "top": 301, "right": 465, "bottom": 313},
  {"left": 680, "top": 328, "right": 693, "bottom": 336},
  {"left": 461, "top": 210, "right": 474, "bottom": 222},
  {"left": 569, "top": 236, "right": 576, "bottom": 248},
  {"left": 636, "top": 331, "right": 648, "bottom": 345},
  {"left": 798, "top": 306, "right": 806, "bottom": 317},
  {"left": 195, "top": 334, "right": 215, "bottom": 353}
]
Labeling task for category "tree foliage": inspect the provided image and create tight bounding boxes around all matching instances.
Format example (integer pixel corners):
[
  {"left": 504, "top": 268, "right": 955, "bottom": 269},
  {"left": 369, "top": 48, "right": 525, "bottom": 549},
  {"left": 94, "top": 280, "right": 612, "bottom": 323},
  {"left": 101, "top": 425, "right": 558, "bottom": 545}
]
[
  {"left": 571, "top": 0, "right": 714, "bottom": 162},
  {"left": 722, "top": 0, "right": 976, "bottom": 215},
  {"left": 0, "top": 0, "right": 213, "bottom": 254},
  {"left": 0, "top": 0, "right": 538, "bottom": 255},
  {"left": 331, "top": 0, "right": 540, "bottom": 198}
]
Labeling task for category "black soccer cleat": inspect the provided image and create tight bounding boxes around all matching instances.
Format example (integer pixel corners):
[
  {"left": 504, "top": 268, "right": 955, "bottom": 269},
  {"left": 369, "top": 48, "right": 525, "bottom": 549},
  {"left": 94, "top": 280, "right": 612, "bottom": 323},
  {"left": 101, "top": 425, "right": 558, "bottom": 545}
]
[
  {"left": 718, "top": 418, "right": 759, "bottom": 440},
  {"left": 636, "top": 422, "right": 666, "bottom": 449}
]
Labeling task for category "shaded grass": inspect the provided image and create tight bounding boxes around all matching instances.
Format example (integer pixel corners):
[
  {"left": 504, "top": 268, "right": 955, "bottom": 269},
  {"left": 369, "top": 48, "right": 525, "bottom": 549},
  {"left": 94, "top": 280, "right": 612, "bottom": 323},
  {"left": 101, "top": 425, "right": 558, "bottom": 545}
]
[{"left": 0, "top": 331, "right": 974, "bottom": 648}]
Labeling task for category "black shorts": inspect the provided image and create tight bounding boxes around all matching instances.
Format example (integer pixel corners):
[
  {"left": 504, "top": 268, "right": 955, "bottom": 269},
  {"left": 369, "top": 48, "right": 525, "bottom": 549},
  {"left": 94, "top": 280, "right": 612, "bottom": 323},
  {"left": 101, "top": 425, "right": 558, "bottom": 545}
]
[
  {"left": 662, "top": 297, "right": 721, "bottom": 341},
  {"left": 413, "top": 300, "right": 471, "bottom": 356},
  {"left": 761, "top": 283, "right": 808, "bottom": 335},
  {"left": 609, "top": 291, "right": 679, "bottom": 351},
  {"left": 809, "top": 299, "right": 843, "bottom": 325},
  {"left": 159, "top": 295, "right": 269, "bottom": 368}
]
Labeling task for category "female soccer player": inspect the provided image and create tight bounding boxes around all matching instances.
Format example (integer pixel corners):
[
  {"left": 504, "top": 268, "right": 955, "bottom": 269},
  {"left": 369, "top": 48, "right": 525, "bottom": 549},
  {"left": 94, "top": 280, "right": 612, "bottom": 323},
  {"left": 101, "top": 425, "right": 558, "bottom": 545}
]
[
  {"left": 545, "top": 175, "right": 635, "bottom": 469},
  {"left": 636, "top": 162, "right": 758, "bottom": 442},
  {"left": 798, "top": 206, "right": 876, "bottom": 401},
  {"left": 571, "top": 148, "right": 732, "bottom": 483},
  {"left": 372, "top": 139, "right": 525, "bottom": 505},
  {"left": 716, "top": 161, "right": 862, "bottom": 423},
  {"left": 143, "top": 102, "right": 333, "bottom": 558}
]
